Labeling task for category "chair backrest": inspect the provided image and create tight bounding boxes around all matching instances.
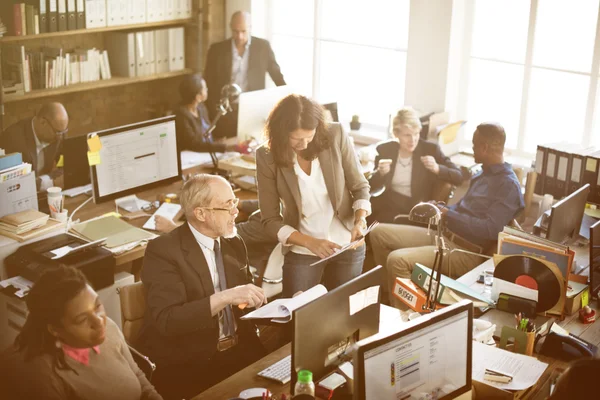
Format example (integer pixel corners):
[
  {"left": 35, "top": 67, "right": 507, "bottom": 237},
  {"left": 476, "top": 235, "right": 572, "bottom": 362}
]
[
  {"left": 261, "top": 243, "right": 284, "bottom": 299},
  {"left": 119, "top": 281, "right": 146, "bottom": 344},
  {"left": 431, "top": 181, "right": 454, "bottom": 203}
]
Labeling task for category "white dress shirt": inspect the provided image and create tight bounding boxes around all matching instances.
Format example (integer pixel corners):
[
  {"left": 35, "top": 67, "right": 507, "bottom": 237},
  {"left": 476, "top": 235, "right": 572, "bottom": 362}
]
[
  {"left": 231, "top": 37, "right": 251, "bottom": 91},
  {"left": 390, "top": 156, "right": 412, "bottom": 197},
  {"left": 188, "top": 223, "right": 231, "bottom": 339},
  {"left": 277, "top": 158, "right": 354, "bottom": 255}
]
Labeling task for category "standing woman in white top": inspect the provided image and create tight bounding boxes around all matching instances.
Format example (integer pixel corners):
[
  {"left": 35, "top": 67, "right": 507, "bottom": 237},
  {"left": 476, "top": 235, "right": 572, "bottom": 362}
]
[
  {"left": 256, "top": 94, "right": 371, "bottom": 297},
  {"left": 368, "top": 107, "right": 463, "bottom": 224}
]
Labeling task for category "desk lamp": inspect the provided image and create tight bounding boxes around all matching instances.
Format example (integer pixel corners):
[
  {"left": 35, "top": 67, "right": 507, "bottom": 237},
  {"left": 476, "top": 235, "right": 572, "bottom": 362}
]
[
  {"left": 408, "top": 202, "right": 446, "bottom": 312},
  {"left": 204, "top": 83, "right": 242, "bottom": 175}
]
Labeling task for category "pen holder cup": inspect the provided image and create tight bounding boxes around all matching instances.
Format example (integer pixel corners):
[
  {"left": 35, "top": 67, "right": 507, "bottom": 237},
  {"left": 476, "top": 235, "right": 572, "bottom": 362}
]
[{"left": 499, "top": 326, "right": 535, "bottom": 356}]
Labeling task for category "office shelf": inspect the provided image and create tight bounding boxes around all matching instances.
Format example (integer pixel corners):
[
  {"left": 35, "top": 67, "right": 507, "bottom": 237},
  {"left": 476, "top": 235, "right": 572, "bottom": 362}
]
[
  {"left": 4, "top": 69, "right": 193, "bottom": 103},
  {"left": 0, "top": 19, "right": 193, "bottom": 43}
]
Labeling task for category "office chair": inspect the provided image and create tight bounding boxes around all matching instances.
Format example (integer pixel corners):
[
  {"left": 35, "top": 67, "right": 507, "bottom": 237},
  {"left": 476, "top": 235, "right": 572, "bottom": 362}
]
[
  {"left": 118, "top": 281, "right": 156, "bottom": 381},
  {"left": 250, "top": 243, "right": 284, "bottom": 299}
]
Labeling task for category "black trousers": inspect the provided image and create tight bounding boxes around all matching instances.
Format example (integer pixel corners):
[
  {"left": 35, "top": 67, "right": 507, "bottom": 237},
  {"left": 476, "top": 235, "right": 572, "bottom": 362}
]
[
  {"left": 368, "top": 190, "right": 415, "bottom": 225},
  {"left": 152, "top": 340, "right": 264, "bottom": 400}
]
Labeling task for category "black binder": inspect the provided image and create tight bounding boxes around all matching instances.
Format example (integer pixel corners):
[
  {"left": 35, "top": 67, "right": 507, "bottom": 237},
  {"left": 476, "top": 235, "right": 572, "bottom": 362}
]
[
  {"left": 534, "top": 145, "right": 547, "bottom": 195},
  {"left": 75, "top": 0, "right": 84, "bottom": 29},
  {"left": 554, "top": 150, "right": 571, "bottom": 199},
  {"left": 67, "top": 0, "right": 76, "bottom": 30},
  {"left": 544, "top": 147, "right": 558, "bottom": 199},
  {"left": 57, "top": 0, "right": 66, "bottom": 31},
  {"left": 583, "top": 151, "right": 600, "bottom": 204},
  {"left": 47, "top": 0, "right": 57, "bottom": 32}
]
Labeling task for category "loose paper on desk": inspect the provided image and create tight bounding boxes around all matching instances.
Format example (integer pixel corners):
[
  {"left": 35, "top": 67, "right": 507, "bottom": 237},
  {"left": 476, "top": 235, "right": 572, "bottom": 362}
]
[
  {"left": 472, "top": 341, "right": 547, "bottom": 391},
  {"left": 310, "top": 221, "right": 379, "bottom": 267},
  {"left": 143, "top": 203, "right": 181, "bottom": 231},
  {"left": 491, "top": 278, "right": 538, "bottom": 303},
  {"left": 349, "top": 285, "right": 379, "bottom": 315},
  {"left": 0, "top": 276, "right": 33, "bottom": 298},
  {"left": 241, "top": 284, "right": 327, "bottom": 323}
]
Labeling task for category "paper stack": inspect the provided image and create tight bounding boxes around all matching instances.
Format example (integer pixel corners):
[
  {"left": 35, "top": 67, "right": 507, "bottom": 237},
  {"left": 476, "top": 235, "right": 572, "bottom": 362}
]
[{"left": 0, "top": 209, "right": 48, "bottom": 235}]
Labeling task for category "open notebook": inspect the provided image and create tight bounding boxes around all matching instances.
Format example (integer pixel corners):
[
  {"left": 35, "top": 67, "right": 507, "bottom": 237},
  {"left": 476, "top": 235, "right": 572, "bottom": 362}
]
[{"left": 241, "top": 284, "right": 327, "bottom": 323}]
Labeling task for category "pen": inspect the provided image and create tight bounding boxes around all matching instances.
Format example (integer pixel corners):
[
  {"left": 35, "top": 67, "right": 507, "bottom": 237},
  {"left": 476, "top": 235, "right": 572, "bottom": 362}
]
[{"left": 485, "top": 368, "right": 513, "bottom": 379}]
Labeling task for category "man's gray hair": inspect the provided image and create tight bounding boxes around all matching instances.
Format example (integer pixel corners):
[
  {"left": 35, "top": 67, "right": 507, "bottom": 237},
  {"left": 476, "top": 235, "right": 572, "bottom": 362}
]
[{"left": 180, "top": 174, "right": 226, "bottom": 220}]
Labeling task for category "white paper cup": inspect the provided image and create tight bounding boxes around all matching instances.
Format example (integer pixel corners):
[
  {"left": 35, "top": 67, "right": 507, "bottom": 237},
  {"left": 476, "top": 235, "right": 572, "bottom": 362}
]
[
  {"left": 54, "top": 209, "right": 68, "bottom": 223},
  {"left": 47, "top": 187, "right": 63, "bottom": 217}
]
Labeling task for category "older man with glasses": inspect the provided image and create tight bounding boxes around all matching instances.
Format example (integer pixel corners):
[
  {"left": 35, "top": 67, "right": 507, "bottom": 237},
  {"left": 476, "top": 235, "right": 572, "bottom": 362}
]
[
  {"left": 136, "top": 173, "right": 267, "bottom": 400},
  {"left": 0, "top": 102, "right": 68, "bottom": 191}
]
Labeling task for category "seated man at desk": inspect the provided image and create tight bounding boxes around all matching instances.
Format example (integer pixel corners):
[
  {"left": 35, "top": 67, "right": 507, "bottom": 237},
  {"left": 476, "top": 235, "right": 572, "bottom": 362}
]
[
  {"left": 0, "top": 102, "right": 68, "bottom": 191},
  {"left": 136, "top": 174, "right": 267, "bottom": 400},
  {"left": 370, "top": 122, "right": 524, "bottom": 309},
  {"left": 175, "top": 73, "right": 250, "bottom": 155}
]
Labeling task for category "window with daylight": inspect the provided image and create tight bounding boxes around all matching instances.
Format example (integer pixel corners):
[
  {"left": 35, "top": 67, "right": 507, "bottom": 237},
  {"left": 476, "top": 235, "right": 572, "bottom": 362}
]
[
  {"left": 465, "top": 0, "right": 600, "bottom": 155},
  {"left": 252, "top": 0, "right": 410, "bottom": 131}
]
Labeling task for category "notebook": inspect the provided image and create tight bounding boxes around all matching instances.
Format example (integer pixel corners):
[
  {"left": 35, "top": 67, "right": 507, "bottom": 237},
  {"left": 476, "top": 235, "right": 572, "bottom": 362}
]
[{"left": 70, "top": 215, "right": 155, "bottom": 248}]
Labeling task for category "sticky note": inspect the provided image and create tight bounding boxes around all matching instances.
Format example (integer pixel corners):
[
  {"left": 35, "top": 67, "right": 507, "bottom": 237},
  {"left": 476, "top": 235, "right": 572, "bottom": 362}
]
[
  {"left": 87, "top": 151, "right": 101, "bottom": 166},
  {"left": 102, "top": 212, "right": 121, "bottom": 218},
  {"left": 87, "top": 135, "right": 102, "bottom": 152},
  {"left": 582, "top": 289, "right": 589, "bottom": 308},
  {"left": 56, "top": 155, "right": 64, "bottom": 168},
  {"left": 586, "top": 158, "right": 597, "bottom": 172}
]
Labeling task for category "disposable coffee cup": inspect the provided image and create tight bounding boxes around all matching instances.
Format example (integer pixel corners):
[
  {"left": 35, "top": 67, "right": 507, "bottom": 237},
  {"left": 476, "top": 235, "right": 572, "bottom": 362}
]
[{"left": 47, "top": 187, "right": 63, "bottom": 218}]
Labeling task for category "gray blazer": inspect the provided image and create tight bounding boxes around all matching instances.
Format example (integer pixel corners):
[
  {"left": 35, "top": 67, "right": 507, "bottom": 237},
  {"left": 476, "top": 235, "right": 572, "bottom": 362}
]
[{"left": 256, "top": 123, "right": 370, "bottom": 245}]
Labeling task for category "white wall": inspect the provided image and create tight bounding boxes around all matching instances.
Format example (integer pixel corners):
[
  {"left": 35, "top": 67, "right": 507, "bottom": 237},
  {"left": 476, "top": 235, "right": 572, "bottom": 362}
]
[{"left": 225, "top": 0, "right": 252, "bottom": 38}]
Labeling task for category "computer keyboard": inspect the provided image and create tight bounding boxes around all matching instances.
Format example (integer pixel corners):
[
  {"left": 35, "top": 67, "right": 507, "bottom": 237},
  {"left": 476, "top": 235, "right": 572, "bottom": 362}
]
[{"left": 257, "top": 355, "right": 291, "bottom": 385}]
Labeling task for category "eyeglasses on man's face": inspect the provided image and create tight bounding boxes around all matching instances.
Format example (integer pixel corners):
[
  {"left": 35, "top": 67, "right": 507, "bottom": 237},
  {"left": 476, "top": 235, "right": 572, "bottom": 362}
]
[
  {"left": 43, "top": 117, "right": 69, "bottom": 137},
  {"left": 201, "top": 197, "right": 240, "bottom": 214}
]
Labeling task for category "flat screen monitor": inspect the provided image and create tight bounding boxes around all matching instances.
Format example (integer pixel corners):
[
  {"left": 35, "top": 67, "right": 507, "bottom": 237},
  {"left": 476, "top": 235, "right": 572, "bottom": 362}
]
[
  {"left": 546, "top": 184, "right": 590, "bottom": 244},
  {"left": 354, "top": 301, "right": 473, "bottom": 400},
  {"left": 591, "top": 220, "right": 600, "bottom": 299},
  {"left": 63, "top": 135, "right": 90, "bottom": 190},
  {"left": 237, "top": 85, "right": 292, "bottom": 142},
  {"left": 291, "top": 266, "right": 384, "bottom": 394},
  {"left": 89, "top": 116, "right": 181, "bottom": 203}
]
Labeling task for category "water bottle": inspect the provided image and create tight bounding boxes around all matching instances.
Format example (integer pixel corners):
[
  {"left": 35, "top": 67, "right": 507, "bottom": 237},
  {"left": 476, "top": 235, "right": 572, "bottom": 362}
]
[{"left": 294, "top": 369, "right": 315, "bottom": 398}]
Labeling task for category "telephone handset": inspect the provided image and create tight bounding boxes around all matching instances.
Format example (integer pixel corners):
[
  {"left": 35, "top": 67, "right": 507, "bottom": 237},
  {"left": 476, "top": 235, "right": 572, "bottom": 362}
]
[{"left": 539, "top": 330, "right": 598, "bottom": 361}]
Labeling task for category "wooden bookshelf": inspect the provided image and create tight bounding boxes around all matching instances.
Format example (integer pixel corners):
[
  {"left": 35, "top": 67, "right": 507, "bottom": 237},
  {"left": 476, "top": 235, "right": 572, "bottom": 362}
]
[
  {"left": 0, "top": 18, "right": 193, "bottom": 43},
  {"left": 4, "top": 68, "right": 193, "bottom": 103}
]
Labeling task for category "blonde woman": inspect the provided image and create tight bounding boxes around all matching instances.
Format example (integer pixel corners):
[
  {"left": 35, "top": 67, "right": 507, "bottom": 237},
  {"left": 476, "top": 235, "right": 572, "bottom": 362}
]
[{"left": 368, "top": 107, "right": 463, "bottom": 223}]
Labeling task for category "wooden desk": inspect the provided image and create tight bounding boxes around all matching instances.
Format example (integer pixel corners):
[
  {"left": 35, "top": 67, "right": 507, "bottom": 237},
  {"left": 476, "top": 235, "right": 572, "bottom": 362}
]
[{"left": 63, "top": 166, "right": 256, "bottom": 270}]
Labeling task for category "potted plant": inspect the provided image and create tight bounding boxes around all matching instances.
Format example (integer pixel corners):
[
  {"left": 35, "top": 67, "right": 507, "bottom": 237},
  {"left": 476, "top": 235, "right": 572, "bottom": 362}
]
[{"left": 350, "top": 115, "right": 361, "bottom": 131}]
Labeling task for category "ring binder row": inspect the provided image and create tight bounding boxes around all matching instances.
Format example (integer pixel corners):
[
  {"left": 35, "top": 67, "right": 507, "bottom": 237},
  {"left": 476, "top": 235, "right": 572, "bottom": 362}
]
[
  {"left": 533, "top": 142, "right": 600, "bottom": 204},
  {"left": 1, "top": 0, "right": 193, "bottom": 36}
]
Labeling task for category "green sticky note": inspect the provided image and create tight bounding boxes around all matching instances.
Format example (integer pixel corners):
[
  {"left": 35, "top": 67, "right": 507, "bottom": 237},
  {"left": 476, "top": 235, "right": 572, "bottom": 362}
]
[
  {"left": 582, "top": 289, "right": 589, "bottom": 308},
  {"left": 87, "top": 151, "right": 101, "bottom": 166}
]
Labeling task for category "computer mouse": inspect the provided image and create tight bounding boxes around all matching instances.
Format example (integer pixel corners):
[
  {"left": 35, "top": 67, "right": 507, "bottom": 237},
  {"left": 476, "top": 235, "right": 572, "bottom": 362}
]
[{"left": 238, "top": 388, "right": 270, "bottom": 399}]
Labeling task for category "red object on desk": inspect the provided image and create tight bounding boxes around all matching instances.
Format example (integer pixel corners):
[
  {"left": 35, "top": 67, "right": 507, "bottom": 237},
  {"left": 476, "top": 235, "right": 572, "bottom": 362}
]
[{"left": 579, "top": 306, "right": 596, "bottom": 324}]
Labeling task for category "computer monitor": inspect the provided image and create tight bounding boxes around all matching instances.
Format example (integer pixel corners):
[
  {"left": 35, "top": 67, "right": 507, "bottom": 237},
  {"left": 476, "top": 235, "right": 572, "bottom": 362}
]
[
  {"left": 291, "top": 266, "right": 384, "bottom": 394},
  {"left": 89, "top": 116, "right": 181, "bottom": 203},
  {"left": 237, "top": 85, "right": 292, "bottom": 142},
  {"left": 546, "top": 183, "right": 590, "bottom": 244},
  {"left": 63, "top": 135, "right": 90, "bottom": 190},
  {"left": 354, "top": 300, "right": 473, "bottom": 400},
  {"left": 590, "top": 220, "right": 600, "bottom": 299}
]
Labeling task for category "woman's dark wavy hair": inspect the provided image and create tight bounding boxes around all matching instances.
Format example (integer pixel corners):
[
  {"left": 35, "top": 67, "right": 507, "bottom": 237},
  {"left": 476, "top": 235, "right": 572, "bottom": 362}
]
[
  {"left": 264, "top": 94, "right": 330, "bottom": 168},
  {"left": 15, "top": 264, "right": 88, "bottom": 372}
]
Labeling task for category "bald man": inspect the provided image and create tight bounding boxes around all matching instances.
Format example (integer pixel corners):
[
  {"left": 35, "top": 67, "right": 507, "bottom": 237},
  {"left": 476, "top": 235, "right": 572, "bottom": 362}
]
[
  {"left": 204, "top": 11, "right": 285, "bottom": 139},
  {"left": 0, "top": 102, "right": 68, "bottom": 191}
]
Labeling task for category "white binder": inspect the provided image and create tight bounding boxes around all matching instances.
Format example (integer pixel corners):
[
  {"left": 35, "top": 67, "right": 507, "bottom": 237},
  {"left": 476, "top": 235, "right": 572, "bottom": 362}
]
[
  {"left": 168, "top": 27, "right": 185, "bottom": 71},
  {"left": 84, "top": 0, "right": 96, "bottom": 28},
  {"left": 135, "top": 32, "right": 147, "bottom": 76},
  {"left": 184, "top": 0, "right": 192, "bottom": 18},
  {"left": 106, "top": 32, "right": 136, "bottom": 77},
  {"left": 128, "top": 0, "right": 146, "bottom": 24},
  {"left": 154, "top": 29, "right": 170, "bottom": 74},
  {"left": 165, "top": 0, "right": 174, "bottom": 21},
  {"left": 145, "top": 30, "right": 156, "bottom": 75},
  {"left": 96, "top": 0, "right": 106, "bottom": 27}
]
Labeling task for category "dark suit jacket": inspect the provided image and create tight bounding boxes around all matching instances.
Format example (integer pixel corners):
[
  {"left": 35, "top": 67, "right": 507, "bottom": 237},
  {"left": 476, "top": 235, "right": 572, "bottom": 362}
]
[
  {"left": 174, "top": 103, "right": 227, "bottom": 153},
  {"left": 204, "top": 36, "right": 285, "bottom": 120},
  {"left": 136, "top": 223, "right": 260, "bottom": 367},
  {"left": 0, "top": 117, "right": 63, "bottom": 184},
  {"left": 369, "top": 139, "right": 464, "bottom": 205}
]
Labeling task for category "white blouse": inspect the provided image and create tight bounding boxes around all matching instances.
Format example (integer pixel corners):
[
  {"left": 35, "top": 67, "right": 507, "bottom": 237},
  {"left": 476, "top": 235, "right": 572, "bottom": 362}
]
[{"left": 390, "top": 156, "right": 412, "bottom": 197}]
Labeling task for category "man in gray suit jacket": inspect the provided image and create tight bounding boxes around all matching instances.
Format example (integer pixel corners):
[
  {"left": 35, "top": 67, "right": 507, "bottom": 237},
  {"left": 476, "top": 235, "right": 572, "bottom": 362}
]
[
  {"left": 0, "top": 102, "right": 68, "bottom": 191},
  {"left": 204, "top": 11, "right": 286, "bottom": 139}
]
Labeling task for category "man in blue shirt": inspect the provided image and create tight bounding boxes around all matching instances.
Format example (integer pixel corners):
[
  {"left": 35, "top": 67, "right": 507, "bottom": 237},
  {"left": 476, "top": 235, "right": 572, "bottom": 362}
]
[{"left": 370, "top": 123, "right": 524, "bottom": 309}]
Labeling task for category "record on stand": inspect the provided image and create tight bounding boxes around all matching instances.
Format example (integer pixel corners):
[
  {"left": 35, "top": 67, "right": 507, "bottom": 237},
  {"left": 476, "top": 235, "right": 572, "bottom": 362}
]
[{"left": 494, "top": 255, "right": 563, "bottom": 313}]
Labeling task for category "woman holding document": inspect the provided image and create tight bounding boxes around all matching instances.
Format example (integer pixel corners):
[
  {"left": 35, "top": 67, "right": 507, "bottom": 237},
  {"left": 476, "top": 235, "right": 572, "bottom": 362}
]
[{"left": 256, "top": 94, "right": 371, "bottom": 297}]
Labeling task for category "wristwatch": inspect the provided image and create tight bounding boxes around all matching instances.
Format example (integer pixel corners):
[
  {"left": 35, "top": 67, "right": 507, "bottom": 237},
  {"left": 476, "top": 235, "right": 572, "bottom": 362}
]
[{"left": 355, "top": 216, "right": 368, "bottom": 230}]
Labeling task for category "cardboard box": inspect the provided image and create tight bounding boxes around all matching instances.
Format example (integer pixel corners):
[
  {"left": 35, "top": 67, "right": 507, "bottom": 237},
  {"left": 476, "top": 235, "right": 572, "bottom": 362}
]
[{"left": 0, "top": 172, "right": 38, "bottom": 218}]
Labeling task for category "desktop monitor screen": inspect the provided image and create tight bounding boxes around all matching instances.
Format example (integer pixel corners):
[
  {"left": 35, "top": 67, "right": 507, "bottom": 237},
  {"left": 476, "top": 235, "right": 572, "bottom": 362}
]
[
  {"left": 591, "top": 220, "right": 600, "bottom": 299},
  {"left": 237, "top": 85, "right": 292, "bottom": 142},
  {"left": 355, "top": 301, "right": 473, "bottom": 400},
  {"left": 89, "top": 116, "right": 181, "bottom": 203},
  {"left": 291, "top": 266, "right": 384, "bottom": 394},
  {"left": 63, "top": 135, "right": 91, "bottom": 190},
  {"left": 546, "top": 183, "right": 590, "bottom": 244}
]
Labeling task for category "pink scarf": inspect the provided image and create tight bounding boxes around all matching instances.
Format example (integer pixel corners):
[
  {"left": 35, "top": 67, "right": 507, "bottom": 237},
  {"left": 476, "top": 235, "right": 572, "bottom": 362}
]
[{"left": 61, "top": 343, "right": 101, "bottom": 366}]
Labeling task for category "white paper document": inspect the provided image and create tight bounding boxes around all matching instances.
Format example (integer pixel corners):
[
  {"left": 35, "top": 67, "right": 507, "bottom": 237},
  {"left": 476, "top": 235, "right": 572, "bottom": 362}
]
[
  {"left": 491, "top": 278, "right": 538, "bottom": 303},
  {"left": 143, "top": 203, "right": 181, "bottom": 230},
  {"left": 241, "top": 284, "right": 327, "bottom": 323},
  {"left": 0, "top": 276, "right": 34, "bottom": 298},
  {"left": 472, "top": 341, "right": 548, "bottom": 391},
  {"left": 310, "top": 221, "right": 379, "bottom": 266},
  {"left": 349, "top": 285, "right": 380, "bottom": 315}
]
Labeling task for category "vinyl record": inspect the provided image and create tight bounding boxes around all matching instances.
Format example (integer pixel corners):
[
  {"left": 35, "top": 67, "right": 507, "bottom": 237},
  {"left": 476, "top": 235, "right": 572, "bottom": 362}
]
[{"left": 494, "top": 255, "right": 562, "bottom": 312}]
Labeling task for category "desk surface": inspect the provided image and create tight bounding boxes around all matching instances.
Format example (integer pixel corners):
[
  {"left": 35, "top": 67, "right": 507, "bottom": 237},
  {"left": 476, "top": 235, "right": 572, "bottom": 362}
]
[{"left": 194, "top": 261, "right": 600, "bottom": 400}]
